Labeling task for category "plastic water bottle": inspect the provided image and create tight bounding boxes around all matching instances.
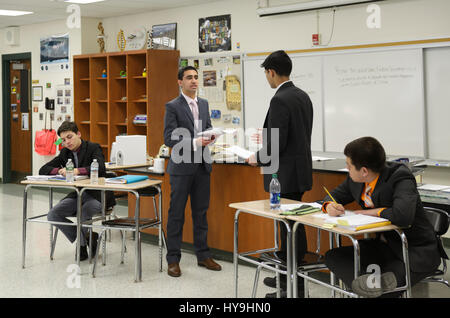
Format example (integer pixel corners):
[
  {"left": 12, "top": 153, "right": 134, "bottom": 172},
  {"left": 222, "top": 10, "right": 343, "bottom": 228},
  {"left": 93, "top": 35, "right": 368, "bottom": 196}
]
[
  {"left": 66, "top": 159, "right": 74, "bottom": 183},
  {"left": 269, "top": 173, "right": 281, "bottom": 209},
  {"left": 90, "top": 159, "right": 99, "bottom": 184}
]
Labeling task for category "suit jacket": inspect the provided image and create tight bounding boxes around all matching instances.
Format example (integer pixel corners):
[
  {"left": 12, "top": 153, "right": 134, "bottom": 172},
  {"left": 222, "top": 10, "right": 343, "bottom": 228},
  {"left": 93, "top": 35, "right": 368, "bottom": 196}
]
[
  {"left": 39, "top": 139, "right": 115, "bottom": 208},
  {"left": 325, "top": 162, "right": 441, "bottom": 273},
  {"left": 256, "top": 81, "right": 313, "bottom": 194},
  {"left": 164, "top": 95, "right": 213, "bottom": 175}
]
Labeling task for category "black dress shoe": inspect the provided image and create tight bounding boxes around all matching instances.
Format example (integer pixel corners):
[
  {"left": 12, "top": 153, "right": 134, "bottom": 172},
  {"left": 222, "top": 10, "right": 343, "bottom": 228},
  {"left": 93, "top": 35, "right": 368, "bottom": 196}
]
[
  {"left": 263, "top": 276, "right": 287, "bottom": 290},
  {"left": 86, "top": 232, "right": 99, "bottom": 257},
  {"left": 79, "top": 246, "right": 88, "bottom": 261},
  {"left": 263, "top": 275, "right": 304, "bottom": 290}
]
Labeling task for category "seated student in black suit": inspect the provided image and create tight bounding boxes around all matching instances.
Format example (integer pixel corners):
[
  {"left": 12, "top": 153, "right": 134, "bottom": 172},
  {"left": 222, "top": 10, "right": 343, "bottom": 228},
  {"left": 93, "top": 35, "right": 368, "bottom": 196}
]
[
  {"left": 322, "top": 136, "right": 441, "bottom": 297},
  {"left": 39, "top": 121, "right": 115, "bottom": 261}
]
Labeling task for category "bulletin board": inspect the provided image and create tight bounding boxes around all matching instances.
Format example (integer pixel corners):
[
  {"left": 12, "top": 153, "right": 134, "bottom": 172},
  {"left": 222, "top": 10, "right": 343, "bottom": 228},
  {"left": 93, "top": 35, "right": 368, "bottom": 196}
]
[{"left": 180, "top": 53, "right": 245, "bottom": 147}]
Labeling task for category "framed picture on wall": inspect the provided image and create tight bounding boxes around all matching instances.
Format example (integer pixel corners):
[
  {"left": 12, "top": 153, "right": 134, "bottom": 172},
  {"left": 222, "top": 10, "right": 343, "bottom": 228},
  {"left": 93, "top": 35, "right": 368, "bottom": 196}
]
[
  {"left": 199, "top": 14, "right": 231, "bottom": 53},
  {"left": 32, "top": 86, "right": 43, "bottom": 101},
  {"left": 151, "top": 23, "right": 177, "bottom": 50}
]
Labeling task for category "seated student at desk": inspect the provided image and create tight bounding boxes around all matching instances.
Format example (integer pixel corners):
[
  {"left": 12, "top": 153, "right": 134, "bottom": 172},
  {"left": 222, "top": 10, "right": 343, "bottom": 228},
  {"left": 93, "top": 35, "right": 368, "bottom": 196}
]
[
  {"left": 322, "top": 136, "right": 441, "bottom": 298},
  {"left": 39, "top": 121, "right": 115, "bottom": 261}
]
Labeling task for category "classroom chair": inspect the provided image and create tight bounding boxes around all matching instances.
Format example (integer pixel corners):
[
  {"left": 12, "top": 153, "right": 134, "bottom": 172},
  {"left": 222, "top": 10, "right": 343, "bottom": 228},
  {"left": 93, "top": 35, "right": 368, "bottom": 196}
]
[
  {"left": 251, "top": 223, "right": 326, "bottom": 298},
  {"left": 91, "top": 185, "right": 167, "bottom": 282},
  {"left": 49, "top": 172, "right": 121, "bottom": 262},
  {"left": 420, "top": 207, "right": 449, "bottom": 287}
]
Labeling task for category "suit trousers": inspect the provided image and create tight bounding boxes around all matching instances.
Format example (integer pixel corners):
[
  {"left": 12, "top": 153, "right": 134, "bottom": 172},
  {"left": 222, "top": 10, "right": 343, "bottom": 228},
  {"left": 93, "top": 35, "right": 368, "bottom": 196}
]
[
  {"left": 279, "top": 192, "right": 308, "bottom": 262},
  {"left": 47, "top": 192, "right": 102, "bottom": 246},
  {"left": 166, "top": 164, "right": 211, "bottom": 264},
  {"left": 325, "top": 238, "right": 431, "bottom": 297}
]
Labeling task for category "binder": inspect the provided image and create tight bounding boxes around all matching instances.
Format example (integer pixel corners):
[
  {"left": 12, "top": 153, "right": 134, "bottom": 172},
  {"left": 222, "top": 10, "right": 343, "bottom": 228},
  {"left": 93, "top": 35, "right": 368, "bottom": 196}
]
[{"left": 105, "top": 175, "right": 148, "bottom": 184}]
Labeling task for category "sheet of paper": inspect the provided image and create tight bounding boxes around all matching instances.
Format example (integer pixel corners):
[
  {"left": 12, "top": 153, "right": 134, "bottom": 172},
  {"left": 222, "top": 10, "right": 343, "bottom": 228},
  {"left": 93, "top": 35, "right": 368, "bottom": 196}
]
[
  {"left": 224, "top": 145, "right": 253, "bottom": 159},
  {"left": 198, "top": 127, "right": 224, "bottom": 137},
  {"left": 312, "top": 156, "right": 335, "bottom": 161},
  {"left": 417, "top": 184, "right": 450, "bottom": 191}
]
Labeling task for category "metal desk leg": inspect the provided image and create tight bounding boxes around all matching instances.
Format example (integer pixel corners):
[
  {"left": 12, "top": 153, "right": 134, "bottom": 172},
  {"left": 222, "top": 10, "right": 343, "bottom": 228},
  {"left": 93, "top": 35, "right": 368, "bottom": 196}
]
[
  {"left": 234, "top": 210, "right": 240, "bottom": 297},
  {"left": 329, "top": 232, "right": 335, "bottom": 297},
  {"left": 157, "top": 185, "right": 163, "bottom": 272},
  {"left": 350, "top": 236, "right": 361, "bottom": 298},
  {"left": 101, "top": 190, "right": 106, "bottom": 266},
  {"left": 76, "top": 188, "right": 83, "bottom": 267},
  {"left": 292, "top": 222, "right": 299, "bottom": 298},
  {"left": 134, "top": 191, "right": 141, "bottom": 282},
  {"left": 282, "top": 219, "right": 292, "bottom": 298},
  {"left": 22, "top": 186, "right": 29, "bottom": 269},
  {"left": 395, "top": 229, "right": 411, "bottom": 298},
  {"left": 49, "top": 188, "right": 53, "bottom": 260}
]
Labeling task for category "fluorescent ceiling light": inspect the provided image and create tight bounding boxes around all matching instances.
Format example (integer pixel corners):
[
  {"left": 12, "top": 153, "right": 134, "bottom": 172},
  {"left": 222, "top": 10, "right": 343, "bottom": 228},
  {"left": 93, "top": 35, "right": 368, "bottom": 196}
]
[
  {"left": 65, "top": 0, "right": 105, "bottom": 4},
  {"left": 0, "top": 9, "right": 33, "bottom": 16},
  {"left": 257, "top": 0, "right": 383, "bottom": 17}
]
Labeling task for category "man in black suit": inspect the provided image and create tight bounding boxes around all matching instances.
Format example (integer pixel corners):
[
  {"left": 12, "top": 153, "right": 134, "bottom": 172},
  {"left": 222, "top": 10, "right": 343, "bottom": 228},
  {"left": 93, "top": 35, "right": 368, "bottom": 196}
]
[
  {"left": 39, "top": 121, "right": 115, "bottom": 261},
  {"left": 163, "top": 66, "right": 222, "bottom": 277},
  {"left": 322, "top": 136, "right": 441, "bottom": 297},
  {"left": 247, "top": 50, "right": 314, "bottom": 298}
]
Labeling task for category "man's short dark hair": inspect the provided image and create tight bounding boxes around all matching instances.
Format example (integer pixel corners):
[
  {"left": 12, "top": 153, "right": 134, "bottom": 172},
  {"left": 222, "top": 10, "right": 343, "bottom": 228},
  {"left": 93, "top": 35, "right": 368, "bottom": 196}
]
[
  {"left": 260, "top": 50, "right": 292, "bottom": 77},
  {"left": 178, "top": 66, "right": 198, "bottom": 80},
  {"left": 57, "top": 121, "right": 79, "bottom": 136},
  {"left": 344, "top": 136, "right": 386, "bottom": 173}
]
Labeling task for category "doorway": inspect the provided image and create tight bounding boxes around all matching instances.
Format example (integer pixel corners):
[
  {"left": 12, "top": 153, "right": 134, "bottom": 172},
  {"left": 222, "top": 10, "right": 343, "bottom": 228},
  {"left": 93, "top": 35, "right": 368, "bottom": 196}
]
[{"left": 2, "top": 52, "right": 32, "bottom": 183}]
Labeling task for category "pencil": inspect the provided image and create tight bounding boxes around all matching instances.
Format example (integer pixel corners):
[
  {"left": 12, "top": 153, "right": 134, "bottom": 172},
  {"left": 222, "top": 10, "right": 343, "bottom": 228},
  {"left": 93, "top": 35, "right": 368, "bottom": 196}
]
[{"left": 323, "top": 186, "right": 337, "bottom": 204}]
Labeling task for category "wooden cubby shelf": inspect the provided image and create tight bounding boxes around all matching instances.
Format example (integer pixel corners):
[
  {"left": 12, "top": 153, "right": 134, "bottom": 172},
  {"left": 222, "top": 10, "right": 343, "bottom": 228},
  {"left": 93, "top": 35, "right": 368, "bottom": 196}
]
[{"left": 73, "top": 49, "right": 180, "bottom": 159}]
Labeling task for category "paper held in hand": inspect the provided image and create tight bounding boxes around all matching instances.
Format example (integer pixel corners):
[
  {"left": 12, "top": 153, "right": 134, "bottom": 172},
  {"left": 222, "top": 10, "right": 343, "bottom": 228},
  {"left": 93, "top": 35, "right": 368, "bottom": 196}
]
[
  {"left": 197, "top": 127, "right": 236, "bottom": 139},
  {"left": 223, "top": 145, "right": 254, "bottom": 160}
]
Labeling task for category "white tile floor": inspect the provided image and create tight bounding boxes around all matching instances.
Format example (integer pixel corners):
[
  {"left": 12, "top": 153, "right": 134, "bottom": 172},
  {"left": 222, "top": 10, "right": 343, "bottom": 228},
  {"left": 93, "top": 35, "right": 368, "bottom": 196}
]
[{"left": 0, "top": 183, "right": 448, "bottom": 298}]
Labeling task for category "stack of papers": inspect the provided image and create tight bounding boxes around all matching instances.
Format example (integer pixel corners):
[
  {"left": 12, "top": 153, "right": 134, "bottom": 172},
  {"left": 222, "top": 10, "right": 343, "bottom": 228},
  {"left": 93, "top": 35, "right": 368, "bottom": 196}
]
[
  {"left": 198, "top": 127, "right": 237, "bottom": 138},
  {"left": 26, "top": 175, "right": 88, "bottom": 181},
  {"left": 417, "top": 184, "right": 450, "bottom": 191},
  {"left": 279, "top": 203, "right": 322, "bottom": 216},
  {"left": 314, "top": 211, "right": 391, "bottom": 231}
]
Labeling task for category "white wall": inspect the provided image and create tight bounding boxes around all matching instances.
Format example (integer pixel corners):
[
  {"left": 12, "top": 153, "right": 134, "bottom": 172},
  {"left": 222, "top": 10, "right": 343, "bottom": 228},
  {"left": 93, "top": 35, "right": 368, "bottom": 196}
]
[
  {"left": 1, "top": 0, "right": 450, "bottom": 178},
  {"left": 0, "top": 18, "right": 100, "bottom": 178},
  {"left": 100, "top": 0, "right": 450, "bottom": 56}
]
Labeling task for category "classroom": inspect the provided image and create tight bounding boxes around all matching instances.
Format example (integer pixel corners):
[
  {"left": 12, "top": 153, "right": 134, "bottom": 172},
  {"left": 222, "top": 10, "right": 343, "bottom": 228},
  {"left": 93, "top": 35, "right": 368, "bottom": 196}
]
[{"left": 0, "top": 0, "right": 449, "bottom": 302}]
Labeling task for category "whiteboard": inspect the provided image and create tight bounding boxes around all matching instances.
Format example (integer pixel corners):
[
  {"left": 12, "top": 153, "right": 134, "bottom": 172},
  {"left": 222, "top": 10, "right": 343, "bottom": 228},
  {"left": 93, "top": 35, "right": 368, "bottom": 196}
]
[
  {"left": 323, "top": 49, "right": 425, "bottom": 157},
  {"left": 425, "top": 46, "right": 450, "bottom": 161},
  {"left": 243, "top": 55, "right": 324, "bottom": 151}
]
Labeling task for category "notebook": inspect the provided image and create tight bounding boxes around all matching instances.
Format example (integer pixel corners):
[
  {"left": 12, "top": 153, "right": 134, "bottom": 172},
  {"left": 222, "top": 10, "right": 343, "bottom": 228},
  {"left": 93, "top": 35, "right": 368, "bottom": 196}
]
[
  {"left": 105, "top": 175, "right": 148, "bottom": 184},
  {"left": 314, "top": 211, "right": 391, "bottom": 231}
]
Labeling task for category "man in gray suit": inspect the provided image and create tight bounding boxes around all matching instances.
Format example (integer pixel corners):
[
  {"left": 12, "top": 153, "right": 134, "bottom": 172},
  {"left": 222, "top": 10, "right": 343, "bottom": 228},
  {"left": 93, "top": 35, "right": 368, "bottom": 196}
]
[{"left": 163, "top": 66, "right": 222, "bottom": 277}]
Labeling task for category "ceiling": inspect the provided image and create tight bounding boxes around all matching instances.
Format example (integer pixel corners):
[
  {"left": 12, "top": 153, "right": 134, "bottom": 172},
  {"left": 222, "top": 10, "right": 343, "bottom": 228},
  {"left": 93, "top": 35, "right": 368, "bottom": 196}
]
[{"left": 0, "top": 0, "right": 221, "bottom": 29}]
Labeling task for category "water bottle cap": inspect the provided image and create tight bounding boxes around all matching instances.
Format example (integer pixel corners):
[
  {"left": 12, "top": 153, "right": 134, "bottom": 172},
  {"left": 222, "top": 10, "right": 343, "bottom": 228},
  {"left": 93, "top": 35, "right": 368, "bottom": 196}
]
[
  {"left": 93, "top": 159, "right": 97, "bottom": 162},
  {"left": 272, "top": 173, "right": 277, "bottom": 178}
]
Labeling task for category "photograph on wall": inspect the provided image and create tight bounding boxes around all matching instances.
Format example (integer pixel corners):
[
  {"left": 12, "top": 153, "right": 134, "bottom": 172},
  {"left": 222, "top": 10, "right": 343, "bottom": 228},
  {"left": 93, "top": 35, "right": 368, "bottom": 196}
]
[
  {"left": 203, "top": 70, "right": 217, "bottom": 87},
  {"left": 40, "top": 33, "right": 69, "bottom": 64},
  {"left": 198, "top": 14, "right": 231, "bottom": 53},
  {"left": 151, "top": 23, "right": 177, "bottom": 50}
]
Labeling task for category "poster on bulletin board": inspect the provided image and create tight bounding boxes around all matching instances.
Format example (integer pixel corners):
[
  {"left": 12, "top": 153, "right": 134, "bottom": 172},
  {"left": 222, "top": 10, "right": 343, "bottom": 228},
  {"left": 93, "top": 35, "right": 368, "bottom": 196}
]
[{"left": 180, "top": 54, "right": 244, "bottom": 148}]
